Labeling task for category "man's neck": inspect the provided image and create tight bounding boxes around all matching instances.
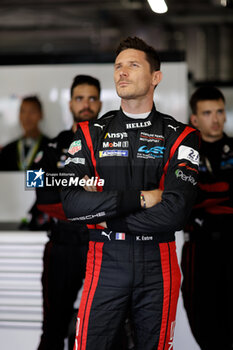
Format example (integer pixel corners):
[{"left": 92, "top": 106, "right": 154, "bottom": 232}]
[
  {"left": 202, "top": 133, "right": 224, "bottom": 143},
  {"left": 72, "top": 122, "right": 78, "bottom": 133},
  {"left": 121, "top": 96, "right": 153, "bottom": 114},
  {"left": 24, "top": 129, "right": 41, "bottom": 139}
]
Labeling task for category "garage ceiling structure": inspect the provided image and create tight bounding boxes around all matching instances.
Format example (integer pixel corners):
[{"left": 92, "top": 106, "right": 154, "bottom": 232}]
[{"left": 0, "top": 0, "right": 233, "bottom": 83}]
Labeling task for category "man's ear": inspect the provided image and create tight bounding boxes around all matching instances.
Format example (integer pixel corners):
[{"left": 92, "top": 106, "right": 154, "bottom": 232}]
[
  {"left": 98, "top": 101, "right": 102, "bottom": 114},
  {"left": 69, "top": 100, "right": 72, "bottom": 113},
  {"left": 190, "top": 114, "right": 198, "bottom": 128},
  {"left": 152, "top": 70, "right": 162, "bottom": 87}
]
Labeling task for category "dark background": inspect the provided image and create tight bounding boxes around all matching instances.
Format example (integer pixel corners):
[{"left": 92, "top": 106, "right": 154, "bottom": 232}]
[{"left": 0, "top": 0, "right": 233, "bottom": 85}]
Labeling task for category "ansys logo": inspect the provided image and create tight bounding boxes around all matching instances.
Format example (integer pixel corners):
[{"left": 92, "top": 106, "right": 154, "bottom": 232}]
[{"left": 26, "top": 169, "right": 45, "bottom": 188}]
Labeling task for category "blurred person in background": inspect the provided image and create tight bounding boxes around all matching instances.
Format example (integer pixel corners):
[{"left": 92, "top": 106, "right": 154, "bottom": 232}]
[
  {"left": 35, "top": 75, "right": 102, "bottom": 350},
  {"left": 0, "top": 95, "right": 49, "bottom": 171},
  {"left": 181, "top": 86, "right": 233, "bottom": 350}
]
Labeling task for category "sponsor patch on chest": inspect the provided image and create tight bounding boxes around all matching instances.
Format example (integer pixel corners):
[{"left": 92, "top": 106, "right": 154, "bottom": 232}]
[
  {"left": 99, "top": 150, "right": 128, "bottom": 158},
  {"left": 137, "top": 145, "right": 166, "bottom": 159}
]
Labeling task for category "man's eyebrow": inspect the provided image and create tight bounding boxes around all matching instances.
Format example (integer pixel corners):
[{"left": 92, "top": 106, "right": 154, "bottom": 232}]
[{"left": 115, "top": 60, "right": 140, "bottom": 66}]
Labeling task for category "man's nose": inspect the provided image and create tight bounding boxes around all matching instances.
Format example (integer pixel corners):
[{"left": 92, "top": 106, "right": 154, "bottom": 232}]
[
  {"left": 82, "top": 99, "right": 90, "bottom": 108},
  {"left": 212, "top": 112, "right": 219, "bottom": 122},
  {"left": 119, "top": 67, "right": 128, "bottom": 77}
]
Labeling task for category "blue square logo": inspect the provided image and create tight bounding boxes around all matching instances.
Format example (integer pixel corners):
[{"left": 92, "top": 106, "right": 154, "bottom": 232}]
[{"left": 26, "top": 169, "right": 45, "bottom": 188}]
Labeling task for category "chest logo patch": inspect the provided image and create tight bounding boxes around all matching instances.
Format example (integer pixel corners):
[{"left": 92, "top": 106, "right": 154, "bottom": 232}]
[
  {"left": 137, "top": 145, "right": 165, "bottom": 158},
  {"left": 99, "top": 150, "right": 128, "bottom": 158}
]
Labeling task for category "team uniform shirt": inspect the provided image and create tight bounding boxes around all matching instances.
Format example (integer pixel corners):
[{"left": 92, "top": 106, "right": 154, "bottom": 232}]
[
  {"left": 184, "top": 133, "right": 233, "bottom": 235},
  {"left": 60, "top": 106, "right": 200, "bottom": 350},
  {"left": 35, "top": 129, "right": 89, "bottom": 350},
  {"left": 181, "top": 133, "right": 233, "bottom": 350},
  {"left": 62, "top": 106, "right": 200, "bottom": 240},
  {"left": 35, "top": 129, "right": 89, "bottom": 242}
]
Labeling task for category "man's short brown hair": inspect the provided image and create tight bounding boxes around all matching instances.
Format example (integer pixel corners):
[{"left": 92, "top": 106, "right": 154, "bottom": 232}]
[{"left": 116, "top": 36, "right": 161, "bottom": 72}]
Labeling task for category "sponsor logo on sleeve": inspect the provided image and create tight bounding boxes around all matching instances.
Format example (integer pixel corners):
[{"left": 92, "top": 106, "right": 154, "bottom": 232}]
[
  {"left": 175, "top": 169, "right": 197, "bottom": 185},
  {"left": 65, "top": 157, "right": 85, "bottom": 165},
  {"left": 68, "top": 140, "right": 82, "bottom": 155},
  {"left": 177, "top": 145, "right": 199, "bottom": 165}
]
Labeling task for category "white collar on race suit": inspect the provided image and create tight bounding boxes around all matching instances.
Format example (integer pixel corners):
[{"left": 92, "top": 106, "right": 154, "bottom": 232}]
[{"left": 123, "top": 110, "right": 151, "bottom": 119}]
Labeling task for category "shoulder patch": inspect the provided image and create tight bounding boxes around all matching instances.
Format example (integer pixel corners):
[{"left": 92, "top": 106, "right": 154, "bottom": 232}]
[
  {"left": 68, "top": 140, "right": 82, "bottom": 155},
  {"left": 178, "top": 145, "right": 199, "bottom": 166}
]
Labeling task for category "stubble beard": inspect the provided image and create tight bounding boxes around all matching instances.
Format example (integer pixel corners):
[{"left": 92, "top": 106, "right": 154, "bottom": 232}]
[{"left": 72, "top": 110, "right": 97, "bottom": 123}]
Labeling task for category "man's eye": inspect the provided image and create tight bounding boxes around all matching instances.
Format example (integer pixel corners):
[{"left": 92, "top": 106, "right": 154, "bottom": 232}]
[
  {"left": 89, "top": 97, "right": 97, "bottom": 102},
  {"left": 75, "top": 97, "right": 82, "bottom": 102}
]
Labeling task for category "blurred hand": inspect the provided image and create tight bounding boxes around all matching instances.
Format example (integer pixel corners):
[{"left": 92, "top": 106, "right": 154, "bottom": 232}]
[
  {"left": 141, "top": 189, "right": 163, "bottom": 209},
  {"left": 82, "top": 175, "right": 97, "bottom": 192},
  {"left": 82, "top": 175, "right": 107, "bottom": 227}
]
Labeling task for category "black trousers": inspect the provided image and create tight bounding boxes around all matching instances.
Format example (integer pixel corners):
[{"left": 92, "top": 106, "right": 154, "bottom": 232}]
[
  {"left": 37, "top": 235, "right": 88, "bottom": 350},
  {"left": 74, "top": 231, "right": 181, "bottom": 350},
  {"left": 181, "top": 234, "right": 233, "bottom": 350}
]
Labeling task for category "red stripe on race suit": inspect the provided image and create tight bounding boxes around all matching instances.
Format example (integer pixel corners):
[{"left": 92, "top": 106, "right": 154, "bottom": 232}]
[
  {"left": 74, "top": 241, "right": 104, "bottom": 350},
  {"left": 37, "top": 203, "right": 67, "bottom": 221},
  {"left": 79, "top": 122, "right": 103, "bottom": 192},
  {"left": 158, "top": 242, "right": 181, "bottom": 350},
  {"left": 159, "top": 126, "right": 196, "bottom": 190},
  {"left": 194, "top": 197, "right": 230, "bottom": 209},
  {"left": 206, "top": 205, "right": 233, "bottom": 214},
  {"left": 79, "top": 122, "right": 103, "bottom": 230},
  {"left": 199, "top": 182, "right": 229, "bottom": 192}
]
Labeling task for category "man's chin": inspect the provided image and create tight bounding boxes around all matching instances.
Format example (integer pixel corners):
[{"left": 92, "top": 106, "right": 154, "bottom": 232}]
[
  {"left": 117, "top": 91, "right": 132, "bottom": 99},
  {"left": 74, "top": 115, "right": 94, "bottom": 123}
]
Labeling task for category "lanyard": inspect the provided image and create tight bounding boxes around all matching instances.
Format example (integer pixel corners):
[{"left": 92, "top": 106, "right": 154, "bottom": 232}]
[
  {"left": 204, "top": 156, "right": 213, "bottom": 174},
  {"left": 17, "top": 135, "right": 42, "bottom": 170}
]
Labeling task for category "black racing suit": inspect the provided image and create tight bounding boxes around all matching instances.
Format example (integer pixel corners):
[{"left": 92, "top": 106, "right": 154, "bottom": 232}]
[
  {"left": 35, "top": 130, "right": 89, "bottom": 350},
  {"left": 181, "top": 134, "right": 233, "bottom": 350},
  {"left": 61, "top": 106, "right": 200, "bottom": 350}
]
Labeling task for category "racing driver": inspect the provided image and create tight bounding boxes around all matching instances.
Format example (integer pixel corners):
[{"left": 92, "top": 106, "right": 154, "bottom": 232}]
[{"left": 61, "top": 36, "right": 200, "bottom": 350}]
